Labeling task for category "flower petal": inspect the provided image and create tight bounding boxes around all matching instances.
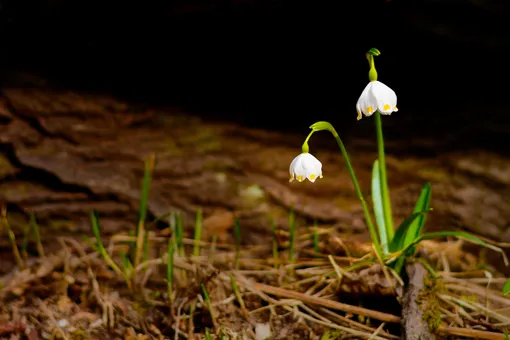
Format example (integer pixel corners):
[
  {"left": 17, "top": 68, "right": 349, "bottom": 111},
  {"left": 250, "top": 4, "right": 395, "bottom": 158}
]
[
  {"left": 371, "top": 81, "right": 397, "bottom": 114},
  {"left": 356, "top": 82, "right": 378, "bottom": 119},
  {"left": 288, "top": 153, "right": 323, "bottom": 183}
]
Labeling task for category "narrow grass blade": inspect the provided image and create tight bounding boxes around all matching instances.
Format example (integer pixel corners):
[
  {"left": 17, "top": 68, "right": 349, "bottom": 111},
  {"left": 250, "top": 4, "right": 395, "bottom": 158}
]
[
  {"left": 193, "top": 208, "right": 203, "bottom": 257},
  {"left": 210, "top": 234, "right": 217, "bottom": 256},
  {"left": 143, "top": 230, "right": 150, "bottom": 262},
  {"left": 312, "top": 220, "right": 320, "bottom": 253},
  {"left": 371, "top": 160, "right": 387, "bottom": 253},
  {"left": 167, "top": 237, "right": 175, "bottom": 303},
  {"left": 230, "top": 274, "right": 248, "bottom": 318},
  {"left": 21, "top": 225, "right": 30, "bottom": 266},
  {"left": 176, "top": 211, "right": 185, "bottom": 257},
  {"left": 90, "top": 211, "right": 124, "bottom": 278},
  {"left": 134, "top": 154, "right": 155, "bottom": 271},
  {"left": 234, "top": 216, "right": 241, "bottom": 270},
  {"left": 1, "top": 207, "right": 23, "bottom": 270},
  {"left": 201, "top": 283, "right": 217, "bottom": 329},
  {"left": 29, "top": 212, "right": 45, "bottom": 257},
  {"left": 137, "top": 154, "right": 155, "bottom": 230},
  {"left": 175, "top": 211, "right": 186, "bottom": 283},
  {"left": 270, "top": 217, "right": 279, "bottom": 269},
  {"left": 120, "top": 251, "right": 133, "bottom": 280}
]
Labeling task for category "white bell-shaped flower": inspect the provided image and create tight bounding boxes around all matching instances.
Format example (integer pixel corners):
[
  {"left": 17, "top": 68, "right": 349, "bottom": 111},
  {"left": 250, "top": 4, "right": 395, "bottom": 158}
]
[
  {"left": 289, "top": 152, "right": 323, "bottom": 183},
  {"left": 356, "top": 81, "right": 398, "bottom": 120}
]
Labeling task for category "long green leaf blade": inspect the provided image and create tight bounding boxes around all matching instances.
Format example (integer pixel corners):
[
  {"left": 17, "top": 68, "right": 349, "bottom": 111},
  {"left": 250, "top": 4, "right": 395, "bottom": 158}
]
[
  {"left": 389, "top": 210, "right": 431, "bottom": 253},
  {"left": 503, "top": 279, "right": 510, "bottom": 296},
  {"left": 389, "top": 182, "right": 432, "bottom": 255},
  {"left": 371, "top": 160, "right": 388, "bottom": 253},
  {"left": 393, "top": 231, "right": 487, "bottom": 262},
  {"left": 405, "top": 182, "right": 431, "bottom": 244}
]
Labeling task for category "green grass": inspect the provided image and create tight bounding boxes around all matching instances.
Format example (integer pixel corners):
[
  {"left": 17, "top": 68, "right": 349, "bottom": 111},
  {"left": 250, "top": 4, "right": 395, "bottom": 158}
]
[{"left": 193, "top": 208, "right": 203, "bottom": 257}]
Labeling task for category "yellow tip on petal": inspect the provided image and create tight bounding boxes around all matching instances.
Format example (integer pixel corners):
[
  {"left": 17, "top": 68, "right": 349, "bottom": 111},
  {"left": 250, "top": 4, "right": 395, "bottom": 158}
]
[
  {"left": 309, "top": 174, "right": 316, "bottom": 180},
  {"left": 320, "top": 174, "right": 323, "bottom": 178},
  {"left": 357, "top": 110, "right": 362, "bottom": 121},
  {"left": 383, "top": 104, "right": 391, "bottom": 111},
  {"left": 367, "top": 106, "right": 373, "bottom": 114},
  {"left": 297, "top": 175, "right": 304, "bottom": 182}
]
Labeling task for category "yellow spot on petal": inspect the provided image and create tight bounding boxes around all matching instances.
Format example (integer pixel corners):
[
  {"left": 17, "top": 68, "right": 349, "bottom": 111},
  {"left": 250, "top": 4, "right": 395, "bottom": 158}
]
[
  {"left": 309, "top": 174, "right": 316, "bottom": 180},
  {"left": 394, "top": 106, "right": 398, "bottom": 110},
  {"left": 383, "top": 104, "right": 391, "bottom": 111},
  {"left": 367, "top": 106, "right": 373, "bottom": 114},
  {"left": 357, "top": 110, "right": 362, "bottom": 120},
  {"left": 297, "top": 175, "right": 303, "bottom": 182},
  {"left": 320, "top": 174, "right": 323, "bottom": 178}
]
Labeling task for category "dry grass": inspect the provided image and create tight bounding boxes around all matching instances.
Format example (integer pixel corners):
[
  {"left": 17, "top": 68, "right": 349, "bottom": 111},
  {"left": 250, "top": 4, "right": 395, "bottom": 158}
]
[{"left": 1, "top": 226, "right": 510, "bottom": 339}]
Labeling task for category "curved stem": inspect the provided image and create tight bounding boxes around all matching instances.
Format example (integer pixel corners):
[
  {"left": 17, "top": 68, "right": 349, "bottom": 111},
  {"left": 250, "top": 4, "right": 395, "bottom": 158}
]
[
  {"left": 329, "top": 127, "right": 383, "bottom": 256},
  {"left": 302, "top": 131, "right": 314, "bottom": 153},
  {"left": 374, "top": 111, "right": 394, "bottom": 241}
]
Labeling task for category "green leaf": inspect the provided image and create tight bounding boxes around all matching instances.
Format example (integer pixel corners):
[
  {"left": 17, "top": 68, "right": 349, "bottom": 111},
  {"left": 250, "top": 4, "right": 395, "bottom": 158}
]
[
  {"left": 371, "top": 160, "right": 388, "bottom": 253},
  {"left": 366, "top": 48, "right": 381, "bottom": 57},
  {"left": 393, "top": 231, "right": 487, "bottom": 262},
  {"left": 389, "top": 210, "right": 431, "bottom": 253},
  {"left": 419, "top": 231, "right": 487, "bottom": 246},
  {"left": 407, "top": 182, "right": 432, "bottom": 243},
  {"left": 389, "top": 182, "right": 431, "bottom": 254},
  {"left": 503, "top": 279, "right": 510, "bottom": 296},
  {"left": 309, "top": 121, "right": 334, "bottom": 133}
]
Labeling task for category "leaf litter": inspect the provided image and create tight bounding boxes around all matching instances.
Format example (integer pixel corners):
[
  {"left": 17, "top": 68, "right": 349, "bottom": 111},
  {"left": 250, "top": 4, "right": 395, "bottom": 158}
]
[{"left": 1, "top": 226, "right": 510, "bottom": 339}]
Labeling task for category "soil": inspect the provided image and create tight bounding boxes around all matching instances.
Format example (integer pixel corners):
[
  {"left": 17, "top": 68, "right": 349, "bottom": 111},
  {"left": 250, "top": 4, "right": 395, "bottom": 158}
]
[
  {"left": 2, "top": 89, "right": 510, "bottom": 339},
  {"left": 1, "top": 88, "right": 510, "bottom": 275}
]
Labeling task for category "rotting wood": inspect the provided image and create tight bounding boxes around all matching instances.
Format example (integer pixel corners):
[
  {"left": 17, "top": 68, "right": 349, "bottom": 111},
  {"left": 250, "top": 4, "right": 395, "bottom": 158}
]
[{"left": 401, "top": 261, "right": 435, "bottom": 340}]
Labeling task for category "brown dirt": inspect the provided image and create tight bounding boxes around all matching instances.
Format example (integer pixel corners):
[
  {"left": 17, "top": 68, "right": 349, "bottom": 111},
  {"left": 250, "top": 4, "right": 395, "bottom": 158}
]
[
  {"left": 1, "top": 88, "right": 510, "bottom": 275},
  {"left": 1, "top": 89, "right": 510, "bottom": 339}
]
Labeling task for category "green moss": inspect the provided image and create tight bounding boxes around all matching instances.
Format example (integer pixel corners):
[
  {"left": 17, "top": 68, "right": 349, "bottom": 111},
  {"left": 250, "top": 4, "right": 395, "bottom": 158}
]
[{"left": 419, "top": 274, "right": 444, "bottom": 331}]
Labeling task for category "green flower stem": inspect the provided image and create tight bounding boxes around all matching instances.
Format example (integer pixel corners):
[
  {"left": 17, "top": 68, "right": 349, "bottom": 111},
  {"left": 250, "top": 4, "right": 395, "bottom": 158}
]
[
  {"left": 311, "top": 122, "right": 382, "bottom": 256},
  {"left": 301, "top": 131, "right": 314, "bottom": 153},
  {"left": 367, "top": 54, "right": 378, "bottom": 82},
  {"left": 374, "top": 111, "right": 394, "bottom": 241}
]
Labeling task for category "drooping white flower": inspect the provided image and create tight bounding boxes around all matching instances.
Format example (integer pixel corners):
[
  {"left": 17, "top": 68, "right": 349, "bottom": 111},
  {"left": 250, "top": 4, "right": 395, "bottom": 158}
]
[
  {"left": 289, "top": 152, "right": 323, "bottom": 183},
  {"left": 356, "top": 80, "right": 398, "bottom": 120}
]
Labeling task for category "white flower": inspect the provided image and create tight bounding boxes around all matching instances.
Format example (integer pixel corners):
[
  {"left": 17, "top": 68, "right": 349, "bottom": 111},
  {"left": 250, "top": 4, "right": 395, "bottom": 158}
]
[
  {"left": 289, "top": 152, "right": 323, "bottom": 183},
  {"left": 356, "top": 80, "right": 398, "bottom": 120}
]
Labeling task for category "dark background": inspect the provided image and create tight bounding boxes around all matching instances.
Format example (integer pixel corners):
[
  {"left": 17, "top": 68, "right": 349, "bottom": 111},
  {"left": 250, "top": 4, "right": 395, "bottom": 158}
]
[{"left": 1, "top": 0, "right": 509, "bottom": 142}]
